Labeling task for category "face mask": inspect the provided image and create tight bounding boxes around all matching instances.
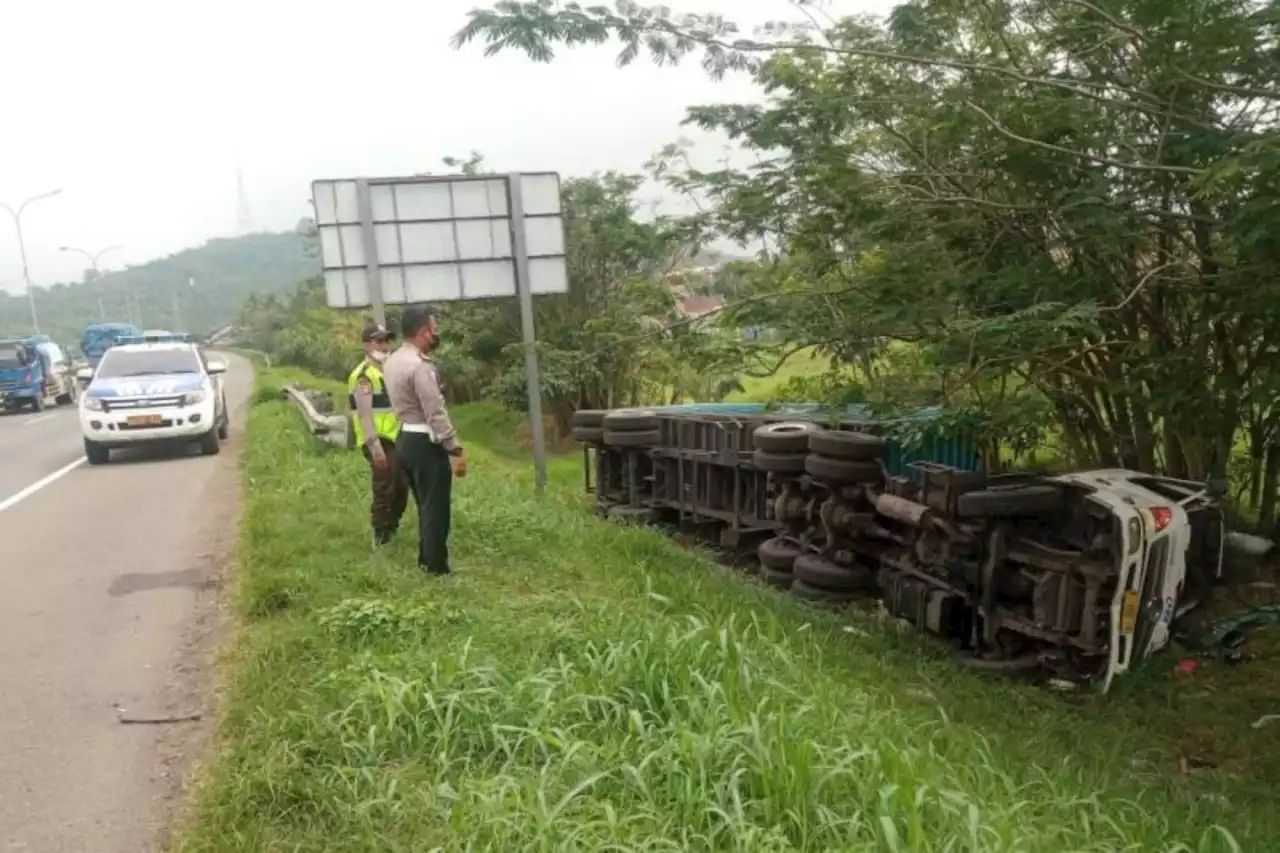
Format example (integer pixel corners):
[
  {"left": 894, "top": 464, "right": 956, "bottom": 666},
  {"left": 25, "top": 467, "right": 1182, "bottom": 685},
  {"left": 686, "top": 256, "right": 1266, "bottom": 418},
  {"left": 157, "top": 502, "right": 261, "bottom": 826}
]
[{"left": 368, "top": 349, "right": 388, "bottom": 364}]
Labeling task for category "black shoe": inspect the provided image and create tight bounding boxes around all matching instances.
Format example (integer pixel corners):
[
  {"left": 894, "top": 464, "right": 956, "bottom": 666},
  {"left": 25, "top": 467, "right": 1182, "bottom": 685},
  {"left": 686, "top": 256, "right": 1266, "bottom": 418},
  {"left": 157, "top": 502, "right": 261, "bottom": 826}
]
[{"left": 420, "top": 565, "right": 452, "bottom": 577}]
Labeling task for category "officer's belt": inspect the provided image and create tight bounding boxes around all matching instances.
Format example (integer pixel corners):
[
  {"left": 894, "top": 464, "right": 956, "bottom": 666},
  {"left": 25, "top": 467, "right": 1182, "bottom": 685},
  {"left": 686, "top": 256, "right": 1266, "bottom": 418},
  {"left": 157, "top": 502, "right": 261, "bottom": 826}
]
[{"left": 400, "top": 423, "right": 436, "bottom": 440}]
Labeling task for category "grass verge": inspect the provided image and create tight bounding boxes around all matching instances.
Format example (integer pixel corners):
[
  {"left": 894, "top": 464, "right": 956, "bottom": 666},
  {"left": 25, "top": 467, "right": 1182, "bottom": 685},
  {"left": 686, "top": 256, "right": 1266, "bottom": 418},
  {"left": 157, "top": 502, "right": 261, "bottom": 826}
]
[{"left": 175, "top": 369, "right": 1275, "bottom": 852}]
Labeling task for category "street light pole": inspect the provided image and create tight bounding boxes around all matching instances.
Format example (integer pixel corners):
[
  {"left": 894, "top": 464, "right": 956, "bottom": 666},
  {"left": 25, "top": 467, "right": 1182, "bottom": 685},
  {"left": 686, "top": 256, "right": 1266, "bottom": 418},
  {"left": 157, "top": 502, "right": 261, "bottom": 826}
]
[
  {"left": 1, "top": 188, "right": 63, "bottom": 335},
  {"left": 60, "top": 244, "right": 123, "bottom": 322}
]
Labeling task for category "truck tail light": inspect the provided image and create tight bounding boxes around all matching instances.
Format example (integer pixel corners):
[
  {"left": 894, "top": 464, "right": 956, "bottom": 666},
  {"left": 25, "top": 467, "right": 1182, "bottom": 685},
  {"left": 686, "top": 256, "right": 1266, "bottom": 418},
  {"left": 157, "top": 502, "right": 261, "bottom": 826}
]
[
  {"left": 1150, "top": 506, "right": 1173, "bottom": 531},
  {"left": 23, "top": 370, "right": 31, "bottom": 382}
]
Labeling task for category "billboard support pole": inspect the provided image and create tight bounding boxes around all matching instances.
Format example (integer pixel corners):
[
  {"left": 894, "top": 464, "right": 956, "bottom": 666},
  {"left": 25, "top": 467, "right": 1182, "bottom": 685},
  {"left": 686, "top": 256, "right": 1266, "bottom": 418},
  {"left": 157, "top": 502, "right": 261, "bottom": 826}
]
[
  {"left": 355, "top": 178, "right": 385, "bottom": 327},
  {"left": 507, "top": 172, "right": 548, "bottom": 494}
]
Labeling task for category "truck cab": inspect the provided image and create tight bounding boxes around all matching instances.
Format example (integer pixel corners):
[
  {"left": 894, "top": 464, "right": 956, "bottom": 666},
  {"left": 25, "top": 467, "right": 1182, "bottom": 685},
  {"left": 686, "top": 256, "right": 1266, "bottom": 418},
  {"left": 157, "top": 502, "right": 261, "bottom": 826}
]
[
  {"left": 0, "top": 337, "right": 78, "bottom": 413},
  {"left": 81, "top": 322, "right": 142, "bottom": 370}
]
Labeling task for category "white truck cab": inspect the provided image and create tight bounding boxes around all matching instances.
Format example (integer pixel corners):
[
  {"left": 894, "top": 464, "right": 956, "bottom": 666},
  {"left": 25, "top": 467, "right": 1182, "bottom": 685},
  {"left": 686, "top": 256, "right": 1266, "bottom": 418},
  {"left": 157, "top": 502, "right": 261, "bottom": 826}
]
[
  {"left": 78, "top": 342, "right": 230, "bottom": 465},
  {"left": 1054, "top": 470, "right": 1224, "bottom": 690}
]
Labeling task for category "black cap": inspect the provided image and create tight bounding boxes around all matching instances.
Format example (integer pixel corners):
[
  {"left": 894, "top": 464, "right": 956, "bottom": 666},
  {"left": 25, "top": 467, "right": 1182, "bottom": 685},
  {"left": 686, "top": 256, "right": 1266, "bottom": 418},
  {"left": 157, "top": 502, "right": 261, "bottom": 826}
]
[{"left": 361, "top": 322, "right": 394, "bottom": 343}]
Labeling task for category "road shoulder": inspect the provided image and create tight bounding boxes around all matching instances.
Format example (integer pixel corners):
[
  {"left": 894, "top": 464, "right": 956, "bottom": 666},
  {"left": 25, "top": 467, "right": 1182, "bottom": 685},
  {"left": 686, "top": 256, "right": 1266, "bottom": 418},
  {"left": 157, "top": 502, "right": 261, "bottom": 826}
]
[{"left": 151, "top": 358, "right": 250, "bottom": 850}]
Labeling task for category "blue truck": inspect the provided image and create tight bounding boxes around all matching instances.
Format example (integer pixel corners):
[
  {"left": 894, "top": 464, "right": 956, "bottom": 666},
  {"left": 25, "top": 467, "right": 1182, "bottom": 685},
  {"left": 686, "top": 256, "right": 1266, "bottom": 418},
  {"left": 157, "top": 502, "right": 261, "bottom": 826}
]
[
  {"left": 81, "top": 322, "right": 142, "bottom": 368},
  {"left": 0, "top": 335, "right": 79, "bottom": 412}
]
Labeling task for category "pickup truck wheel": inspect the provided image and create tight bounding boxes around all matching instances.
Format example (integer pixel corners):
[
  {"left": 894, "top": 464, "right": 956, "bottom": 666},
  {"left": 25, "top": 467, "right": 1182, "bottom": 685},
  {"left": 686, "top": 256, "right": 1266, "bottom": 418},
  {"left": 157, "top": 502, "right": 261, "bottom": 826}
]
[
  {"left": 84, "top": 439, "right": 109, "bottom": 465},
  {"left": 199, "top": 429, "right": 221, "bottom": 456},
  {"left": 56, "top": 391, "right": 74, "bottom": 405}
]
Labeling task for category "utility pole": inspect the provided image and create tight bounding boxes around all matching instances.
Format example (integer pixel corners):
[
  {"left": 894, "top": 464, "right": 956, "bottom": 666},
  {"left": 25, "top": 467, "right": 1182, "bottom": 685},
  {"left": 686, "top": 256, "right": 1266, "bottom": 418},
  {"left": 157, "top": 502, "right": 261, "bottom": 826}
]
[
  {"left": 61, "top": 244, "right": 123, "bottom": 323},
  {"left": 2, "top": 188, "right": 63, "bottom": 335}
]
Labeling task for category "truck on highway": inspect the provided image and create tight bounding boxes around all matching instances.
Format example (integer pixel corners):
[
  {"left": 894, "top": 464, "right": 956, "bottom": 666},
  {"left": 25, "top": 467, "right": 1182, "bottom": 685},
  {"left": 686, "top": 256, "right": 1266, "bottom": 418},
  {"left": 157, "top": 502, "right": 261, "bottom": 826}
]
[
  {"left": 0, "top": 336, "right": 79, "bottom": 413},
  {"left": 80, "top": 322, "right": 142, "bottom": 369}
]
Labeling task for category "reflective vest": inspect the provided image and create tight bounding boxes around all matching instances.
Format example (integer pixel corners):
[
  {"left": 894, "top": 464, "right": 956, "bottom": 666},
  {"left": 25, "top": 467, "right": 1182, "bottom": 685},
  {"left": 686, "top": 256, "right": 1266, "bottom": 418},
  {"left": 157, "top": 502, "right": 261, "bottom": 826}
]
[{"left": 347, "top": 360, "right": 400, "bottom": 446}]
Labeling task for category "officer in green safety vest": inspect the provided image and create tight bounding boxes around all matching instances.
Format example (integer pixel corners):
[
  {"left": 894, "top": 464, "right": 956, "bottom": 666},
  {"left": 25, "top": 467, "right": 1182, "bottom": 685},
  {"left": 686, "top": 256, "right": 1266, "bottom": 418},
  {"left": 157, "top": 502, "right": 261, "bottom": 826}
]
[{"left": 348, "top": 321, "right": 410, "bottom": 547}]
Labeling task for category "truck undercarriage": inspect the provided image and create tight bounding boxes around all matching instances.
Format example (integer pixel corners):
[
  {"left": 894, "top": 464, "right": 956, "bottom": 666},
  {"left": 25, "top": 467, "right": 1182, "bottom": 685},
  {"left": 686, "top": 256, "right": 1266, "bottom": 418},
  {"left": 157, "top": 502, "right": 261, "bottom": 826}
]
[{"left": 577, "top": 408, "right": 1225, "bottom": 690}]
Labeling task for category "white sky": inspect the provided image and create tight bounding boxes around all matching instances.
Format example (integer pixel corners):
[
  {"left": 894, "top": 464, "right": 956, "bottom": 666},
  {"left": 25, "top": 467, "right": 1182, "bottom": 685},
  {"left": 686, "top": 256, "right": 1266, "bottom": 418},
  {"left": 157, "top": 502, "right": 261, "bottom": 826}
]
[{"left": 0, "top": 0, "right": 896, "bottom": 294}]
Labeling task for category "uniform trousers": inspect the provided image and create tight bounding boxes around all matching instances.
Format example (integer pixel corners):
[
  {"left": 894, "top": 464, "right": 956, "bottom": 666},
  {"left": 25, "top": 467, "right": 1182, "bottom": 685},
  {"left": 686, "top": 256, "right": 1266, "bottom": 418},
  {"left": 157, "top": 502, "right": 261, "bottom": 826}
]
[
  {"left": 361, "top": 436, "right": 410, "bottom": 542},
  {"left": 396, "top": 431, "right": 453, "bottom": 574}
]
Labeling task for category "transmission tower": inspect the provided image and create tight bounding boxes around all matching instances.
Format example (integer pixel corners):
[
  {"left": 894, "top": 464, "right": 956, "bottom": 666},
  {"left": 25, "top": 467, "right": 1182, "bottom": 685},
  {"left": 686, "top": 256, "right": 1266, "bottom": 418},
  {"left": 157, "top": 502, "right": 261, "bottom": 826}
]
[{"left": 235, "top": 165, "right": 254, "bottom": 234}]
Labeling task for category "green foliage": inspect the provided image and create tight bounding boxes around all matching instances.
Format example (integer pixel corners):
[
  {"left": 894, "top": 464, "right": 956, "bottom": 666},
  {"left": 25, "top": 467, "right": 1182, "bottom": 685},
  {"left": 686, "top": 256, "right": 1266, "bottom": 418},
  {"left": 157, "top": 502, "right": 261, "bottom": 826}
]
[
  {"left": 0, "top": 231, "right": 317, "bottom": 347},
  {"left": 455, "top": 0, "right": 1280, "bottom": 526}
]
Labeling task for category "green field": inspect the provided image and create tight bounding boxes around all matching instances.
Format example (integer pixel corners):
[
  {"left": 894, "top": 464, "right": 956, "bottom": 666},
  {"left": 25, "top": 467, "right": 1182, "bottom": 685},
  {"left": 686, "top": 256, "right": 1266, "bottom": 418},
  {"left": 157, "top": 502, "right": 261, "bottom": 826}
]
[{"left": 173, "top": 369, "right": 1277, "bottom": 851}]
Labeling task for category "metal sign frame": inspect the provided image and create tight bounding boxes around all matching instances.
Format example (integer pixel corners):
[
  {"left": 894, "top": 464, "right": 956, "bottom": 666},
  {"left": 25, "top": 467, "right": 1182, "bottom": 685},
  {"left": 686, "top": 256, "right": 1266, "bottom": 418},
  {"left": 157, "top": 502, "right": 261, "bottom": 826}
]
[{"left": 309, "top": 171, "right": 566, "bottom": 493}]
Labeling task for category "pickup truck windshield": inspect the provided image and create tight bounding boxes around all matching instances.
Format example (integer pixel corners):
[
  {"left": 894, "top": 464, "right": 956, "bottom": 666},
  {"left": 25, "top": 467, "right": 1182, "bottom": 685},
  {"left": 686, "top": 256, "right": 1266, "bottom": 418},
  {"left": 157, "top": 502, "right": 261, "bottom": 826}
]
[
  {"left": 97, "top": 349, "right": 201, "bottom": 379},
  {"left": 0, "top": 344, "right": 30, "bottom": 370}
]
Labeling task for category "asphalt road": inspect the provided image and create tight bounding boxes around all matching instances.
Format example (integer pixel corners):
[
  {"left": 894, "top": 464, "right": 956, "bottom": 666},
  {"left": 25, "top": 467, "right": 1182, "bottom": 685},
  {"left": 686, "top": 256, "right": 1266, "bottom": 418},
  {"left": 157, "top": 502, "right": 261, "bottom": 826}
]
[{"left": 0, "top": 353, "right": 251, "bottom": 853}]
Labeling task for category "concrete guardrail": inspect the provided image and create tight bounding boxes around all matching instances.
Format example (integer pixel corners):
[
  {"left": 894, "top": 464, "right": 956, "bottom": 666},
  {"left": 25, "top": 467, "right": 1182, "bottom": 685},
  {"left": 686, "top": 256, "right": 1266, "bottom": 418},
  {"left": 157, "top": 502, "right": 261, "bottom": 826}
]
[{"left": 281, "top": 383, "right": 351, "bottom": 448}]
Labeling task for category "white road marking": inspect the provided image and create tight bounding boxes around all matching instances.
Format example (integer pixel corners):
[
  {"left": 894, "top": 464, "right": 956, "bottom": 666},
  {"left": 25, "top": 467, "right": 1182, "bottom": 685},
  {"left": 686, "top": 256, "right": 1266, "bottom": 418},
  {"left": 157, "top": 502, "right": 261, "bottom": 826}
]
[
  {"left": 24, "top": 414, "right": 56, "bottom": 427},
  {"left": 0, "top": 458, "right": 86, "bottom": 514}
]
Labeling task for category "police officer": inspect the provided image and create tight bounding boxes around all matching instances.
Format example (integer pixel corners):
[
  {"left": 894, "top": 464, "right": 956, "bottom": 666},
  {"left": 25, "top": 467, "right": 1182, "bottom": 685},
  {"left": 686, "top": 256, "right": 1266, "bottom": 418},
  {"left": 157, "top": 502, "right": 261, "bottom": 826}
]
[
  {"left": 348, "top": 321, "right": 409, "bottom": 547},
  {"left": 383, "top": 305, "right": 467, "bottom": 576}
]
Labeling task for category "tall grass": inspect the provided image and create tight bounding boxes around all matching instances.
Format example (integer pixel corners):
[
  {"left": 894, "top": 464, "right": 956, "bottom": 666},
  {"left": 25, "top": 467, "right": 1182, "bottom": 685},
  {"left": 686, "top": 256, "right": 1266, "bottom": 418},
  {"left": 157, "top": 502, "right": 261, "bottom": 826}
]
[{"left": 173, "top": 377, "right": 1270, "bottom": 852}]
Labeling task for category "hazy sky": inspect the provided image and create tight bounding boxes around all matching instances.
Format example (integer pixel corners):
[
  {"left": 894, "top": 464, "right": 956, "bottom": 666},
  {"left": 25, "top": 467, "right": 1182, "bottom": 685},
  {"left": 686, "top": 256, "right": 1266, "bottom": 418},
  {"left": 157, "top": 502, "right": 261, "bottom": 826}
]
[{"left": 0, "top": 0, "right": 895, "bottom": 294}]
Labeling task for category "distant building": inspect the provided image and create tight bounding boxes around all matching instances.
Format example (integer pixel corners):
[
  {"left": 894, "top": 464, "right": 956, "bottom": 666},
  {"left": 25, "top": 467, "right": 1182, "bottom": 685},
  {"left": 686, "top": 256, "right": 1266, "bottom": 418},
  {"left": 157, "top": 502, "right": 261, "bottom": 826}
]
[{"left": 678, "top": 295, "right": 725, "bottom": 320}]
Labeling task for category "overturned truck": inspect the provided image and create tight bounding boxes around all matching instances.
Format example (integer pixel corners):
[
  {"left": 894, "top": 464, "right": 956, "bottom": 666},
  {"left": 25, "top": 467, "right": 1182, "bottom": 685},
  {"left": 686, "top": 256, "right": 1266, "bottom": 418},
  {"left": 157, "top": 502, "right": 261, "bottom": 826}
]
[{"left": 574, "top": 404, "right": 1224, "bottom": 690}]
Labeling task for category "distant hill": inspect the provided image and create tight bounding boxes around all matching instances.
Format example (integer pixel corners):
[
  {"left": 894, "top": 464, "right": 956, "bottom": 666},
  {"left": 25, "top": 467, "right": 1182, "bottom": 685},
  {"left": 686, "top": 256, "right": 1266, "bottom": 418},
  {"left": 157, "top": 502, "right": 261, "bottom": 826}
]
[{"left": 0, "top": 231, "right": 319, "bottom": 347}]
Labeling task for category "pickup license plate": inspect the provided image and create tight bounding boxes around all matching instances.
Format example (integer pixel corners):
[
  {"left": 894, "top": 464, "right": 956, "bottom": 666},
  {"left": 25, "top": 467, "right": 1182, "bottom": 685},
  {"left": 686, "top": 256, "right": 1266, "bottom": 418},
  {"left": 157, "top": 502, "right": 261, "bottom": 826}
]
[
  {"left": 126, "top": 414, "right": 164, "bottom": 427},
  {"left": 1119, "top": 590, "right": 1140, "bottom": 633}
]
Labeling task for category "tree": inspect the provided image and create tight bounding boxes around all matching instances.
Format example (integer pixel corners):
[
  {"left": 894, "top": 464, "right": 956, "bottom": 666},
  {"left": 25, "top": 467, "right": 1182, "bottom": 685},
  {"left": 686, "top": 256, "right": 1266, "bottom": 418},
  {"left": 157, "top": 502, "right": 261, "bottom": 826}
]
[{"left": 454, "top": 0, "right": 1280, "bottom": 525}]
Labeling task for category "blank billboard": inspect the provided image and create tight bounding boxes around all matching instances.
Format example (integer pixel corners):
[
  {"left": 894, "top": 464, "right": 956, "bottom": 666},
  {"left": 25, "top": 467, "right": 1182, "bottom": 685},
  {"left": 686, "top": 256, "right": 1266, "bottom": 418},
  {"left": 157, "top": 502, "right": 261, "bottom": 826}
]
[{"left": 311, "top": 172, "right": 568, "bottom": 308}]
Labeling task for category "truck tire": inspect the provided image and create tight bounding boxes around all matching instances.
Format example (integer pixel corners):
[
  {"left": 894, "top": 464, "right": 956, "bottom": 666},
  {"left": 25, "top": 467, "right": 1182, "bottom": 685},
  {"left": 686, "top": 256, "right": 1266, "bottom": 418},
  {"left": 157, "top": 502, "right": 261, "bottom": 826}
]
[
  {"left": 757, "top": 537, "right": 802, "bottom": 571},
  {"left": 218, "top": 418, "right": 230, "bottom": 441},
  {"left": 804, "top": 455, "right": 883, "bottom": 484},
  {"left": 752, "top": 450, "right": 807, "bottom": 474},
  {"left": 793, "top": 553, "right": 876, "bottom": 592},
  {"left": 31, "top": 395, "right": 44, "bottom": 413},
  {"left": 84, "top": 439, "right": 109, "bottom": 466},
  {"left": 608, "top": 505, "right": 657, "bottom": 525},
  {"left": 602, "top": 408, "right": 660, "bottom": 431},
  {"left": 753, "top": 421, "right": 818, "bottom": 454},
  {"left": 790, "top": 579, "right": 861, "bottom": 604},
  {"left": 56, "top": 388, "right": 75, "bottom": 405},
  {"left": 760, "top": 566, "right": 795, "bottom": 589},
  {"left": 572, "top": 409, "right": 608, "bottom": 428},
  {"left": 955, "top": 485, "right": 1063, "bottom": 519},
  {"left": 199, "top": 428, "right": 221, "bottom": 456},
  {"left": 603, "top": 429, "right": 659, "bottom": 447},
  {"left": 808, "top": 429, "right": 887, "bottom": 461}
]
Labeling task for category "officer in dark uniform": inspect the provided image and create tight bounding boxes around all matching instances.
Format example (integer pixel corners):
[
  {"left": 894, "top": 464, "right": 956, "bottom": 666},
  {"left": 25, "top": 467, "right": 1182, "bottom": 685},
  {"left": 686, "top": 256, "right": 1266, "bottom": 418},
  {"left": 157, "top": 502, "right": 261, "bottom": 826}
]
[
  {"left": 348, "top": 321, "right": 409, "bottom": 547},
  {"left": 383, "top": 305, "right": 467, "bottom": 575}
]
